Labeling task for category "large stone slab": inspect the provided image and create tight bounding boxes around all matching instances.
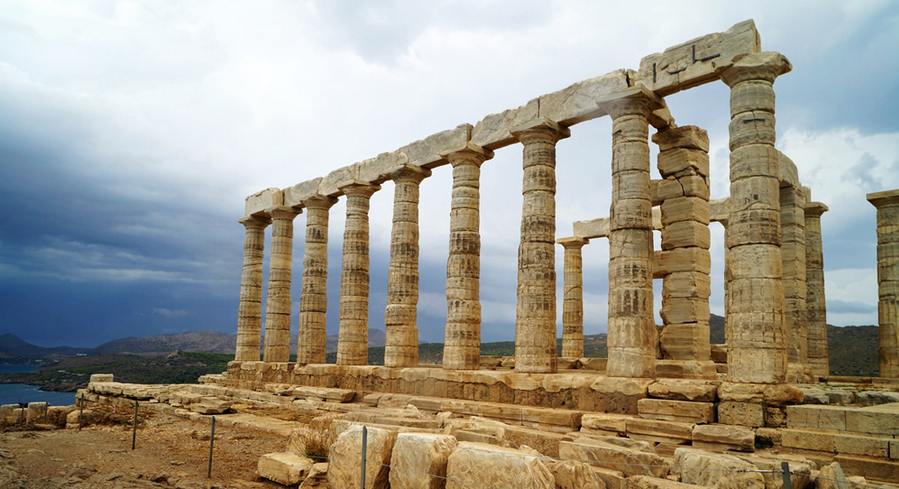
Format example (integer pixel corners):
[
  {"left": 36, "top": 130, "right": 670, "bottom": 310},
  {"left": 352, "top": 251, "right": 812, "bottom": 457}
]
[
  {"left": 674, "top": 448, "right": 765, "bottom": 489},
  {"left": 581, "top": 413, "right": 630, "bottom": 434},
  {"left": 470, "top": 99, "right": 539, "bottom": 150},
  {"left": 647, "top": 379, "right": 719, "bottom": 402},
  {"left": 328, "top": 426, "right": 396, "bottom": 489},
  {"left": 637, "top": 398, "right": 714, "bottom": 423},
  {"left": 626, "top": 418, "right": 694, "bottom": 444},
  {"left": 538, "top": 70, "right": 628, "bottom": 125},
  {"left": 845, "top": 403, "right": 899, "bottom": 435},
  {"left": 558, "top": 440, "right": 669, "bottom": 478},
  {"left": 389, "top": 433, "right": 457, "bottom": 489},
  {"left": 245, "top": 187, "right": 283, "bottom": 216},
  {"left": 400, "top": 125, "right": 470, "bottom": 169},
  {"left": 545, "top": 460, "right": 606, "bottom": 489},
  {"left": 692, "top": 424, "right": 755, "bottom": 452},
  {"left": 787, "top": 405, "right": 849, "bottom": 431},
  {"left": 257, "top": 453, "right": 314, "bottom": 486},
  {"left": 445, "top": 442, "right": 554, "bottom": 489}
]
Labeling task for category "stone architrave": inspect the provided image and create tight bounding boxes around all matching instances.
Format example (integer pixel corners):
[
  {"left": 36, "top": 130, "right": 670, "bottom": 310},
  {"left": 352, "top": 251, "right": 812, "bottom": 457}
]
[
  {"left": 441, "top": 143, "right": 493, "bottom": 370},
  {"left": 867, "top": 189, "right": 899, "bottom": 378},
  {"left": 384, "top": 165, "right": 432, "bottom": 368},
  {"left": 805, "top": 200, "right": 830, "bottom": 376},
  {"left": 336, "top": 181, "right": 380, "bottom": 366},
  {"left": 296, "top": 196, "right": 338, "bottom": 365},
  {"left": 597, "top": 87, "right": 664, "bottom": 378},
  {"left": 235, "top": 215, "right": 271, "bottom": 362},
  {"left": 653, "top": 125, "right": 714, "bottom": 376},
  {"left": 719, "top": 52, "right": 792, "bottom": 383},
  {"left": 558, "top": 237, "right": 588, "bottom": 358},
  {"left": 781, "top": 185, "right": 811, "bottom": 381},
  {"left": 511, "top": 118, "right": 570, "bottom": 374},
  {"left": 263, "top": 206, "right": 301, "bottom": 363}
]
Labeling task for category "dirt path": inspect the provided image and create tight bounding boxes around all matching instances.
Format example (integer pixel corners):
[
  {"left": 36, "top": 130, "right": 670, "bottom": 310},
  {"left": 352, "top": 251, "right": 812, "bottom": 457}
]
[{"left": 0, "top": 407, "right": 301, "bottom": 489}]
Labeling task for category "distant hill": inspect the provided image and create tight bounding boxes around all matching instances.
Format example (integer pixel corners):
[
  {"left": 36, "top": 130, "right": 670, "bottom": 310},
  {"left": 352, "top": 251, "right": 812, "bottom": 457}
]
[{"left": 0, "top": 333, "right": 90, "bottom": 360}]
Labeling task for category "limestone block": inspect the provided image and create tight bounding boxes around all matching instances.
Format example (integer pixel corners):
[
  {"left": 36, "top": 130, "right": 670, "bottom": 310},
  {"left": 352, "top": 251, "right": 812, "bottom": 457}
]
[
  {"left": 657, "top": 148, "right": 710, "bottom": 179},
  {"left": 660, "top": 298, "right": 710, "bottom": 325},
  {"left": 674, "top": 448, "right": 765, "bottom": 489},
  {"left": 692, "top": 424, "right": 754, "bottom": 452},
  {"left": 89, "top": 374, "right": 114, "bottom": 383},
  {"left": 590, "top": 377, "right": 652, "bottom": 415},
  {"left": 787, "top": 405, "right": 848, "bottom": 431},
  {"left": 740, "top": 455, "right": 812, "bottom": 489},
  {"left": 653, "top": 126, "right": 710, "bottom": 152},
  {"left": 579, "top": 358, "right": 607, "bottom": 371},
  {"left": 636, "top": 20, "right": 761, "bottom": 96},
  {"left": 846, "top": 404, "right": 899, "bottom": 435},
  {"left": 558, "top": 440, "right": 669, "bottom": 478},
  {"left": 573, "top": 217, "right": 610, "bottom": 239},
  {"left": 626, "top": 418, "right": 694, "bottom": 443},
  {"left": 389, "top": 433, "right": 457, "bottom": 489},
  {"left": 25, "top": 402, "right": 48, "bottom": 424},
  {"left": 653, "top": 247, "right": 711, "bottom": 278},
  {"left": 471, "top": 99, "right": 539, "bottom": 150},
  {"left": 718, "top": 401, "right": 764, "bottom": 427},
  {"left": 257, "top": 453, "right": 314, "bottom": 486},
  {"left": 502, "top": 425, "right": 572, "bottom": 459},
  {"left": 661, "top": 221, "right": 711, "bottom": 251},
  {"left": 717, "top": 383, "right": 804, "bottom": 406},
  {"left": 545, "top": 460, "right": 606, "bottom": 489},
  {"left": 647, "top": 379, "right": 719, "bottom": 402},
  {"left": 834, "top": 454, "right": 899, "bottom": 484},
  {"left": 319, "top": 163, "right": 361, "bottom": 197},
  {"left": 892, "top": 439, "right": 899, "bottom": 460},
  {"left": 834, "top": 433, "right": 890, "bottom": 458},
  {"left": 328, "top": 426, "right": 396, "bottom": 489},
  {"left": 581, "top": 413, "right": 629, "bottom": 434},
  {"left": 816, "top": 462, "right": 850, "bottom": 489},
  {"left": 661, "top": 272, "right": 711, "bottom": 299},
  {"left": 283, "top": 178, "right": 324, "bottom": 207},
  {"left": 359, "top": 151, "right": 403, "bottom": 183},
  {"left": 660, "top": 196, "right": 710, "bottom": 226},
  {"left": 637, "top": 399, "right": 713, "bottom": 423},
  {"left": 298, "top": 462, "right": 329, "bottom": 489},
  {"left": 781, "top": 429, "right": 835, "bottom": 452},
  {"left": 400, "top": 125, "right": 470, "bottom": 169},
  {"left": 778, "top": 152, "right": 800, "bottom": 188},
  {"left": 445, "top": 442, "right": 554, "bottom": 489},
  {"left": 245, "top": 187, "right": 283, "bottom": 216},
  {"left": 293, "top": 386, "right": 356, "bottom": 403},
  {"left": 538, "top": 70, "right": 628, "bottom": 125}
]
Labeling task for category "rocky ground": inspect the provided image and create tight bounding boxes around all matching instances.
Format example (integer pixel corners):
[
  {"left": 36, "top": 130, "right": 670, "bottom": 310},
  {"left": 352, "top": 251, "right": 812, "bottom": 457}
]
[{"left": 0, "top": 406, "right": 299, "bottom": 489}]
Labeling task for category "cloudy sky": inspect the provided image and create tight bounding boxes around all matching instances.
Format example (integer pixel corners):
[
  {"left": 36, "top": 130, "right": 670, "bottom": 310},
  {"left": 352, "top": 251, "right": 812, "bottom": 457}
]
[{"left": 1, "top": 1, "right": 897, "bottom": 348}]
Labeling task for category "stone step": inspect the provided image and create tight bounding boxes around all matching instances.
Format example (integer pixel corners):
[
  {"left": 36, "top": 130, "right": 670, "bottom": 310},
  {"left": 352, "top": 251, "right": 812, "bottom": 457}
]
[
  {"left": 637, "top": 398, "right": 714, "bottom": 423},
  {"left": 787, "top": 402, "right": 899, "bottom": 436},
  {"left": 782, "top": 427, "right": 898, "bottom": 458},
  {"left": 835, "top": 454, "right": 899, "bottom": 483}
]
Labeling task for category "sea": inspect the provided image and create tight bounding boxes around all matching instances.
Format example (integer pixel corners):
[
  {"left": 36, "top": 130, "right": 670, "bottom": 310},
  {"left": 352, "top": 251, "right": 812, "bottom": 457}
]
[{"left": 0, "top": 365, "right": 78, "bottom": 407}]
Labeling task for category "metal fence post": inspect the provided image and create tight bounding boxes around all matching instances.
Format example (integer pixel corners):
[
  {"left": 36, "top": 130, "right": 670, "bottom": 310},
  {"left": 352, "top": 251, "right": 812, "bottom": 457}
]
[
  {"left": 207, "top": 416, "right": 216, "bottom": 479},
  {"left": 781, "top": 461, "right": 793, "bottom": 489},
  {"left": 131, "top": 401, "right": 138, "bottom": 450},
  {"left": 361, "top": 426, "right": 367, "bottom": 489},
  {"left": 78, "top": 394, "right": 84, "bottom": 431}
]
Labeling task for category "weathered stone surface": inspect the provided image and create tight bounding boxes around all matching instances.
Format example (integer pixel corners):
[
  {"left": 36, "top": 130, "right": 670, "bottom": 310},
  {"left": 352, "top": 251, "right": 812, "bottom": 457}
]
[
  {"left": 816, "top": 462, "right": 850, "bottom": 489},
  {"left": 328, "top": 426, "right": 396, "bottom": 489},
  {"left": 834, "top": 454, "right": 899, "bottom": 484},
  {"left": 389, "top": 433, "right": 457, "bottom": 489},
  {"left": 718, "top": 383, "right": 804, "bottom": 406},
  {"left": 298, "top": 462, "right": 329, "bottom": 489},
  {"left": 591, "top": 377, "right": 652, "bottom": 415},
  {"left": 846, "top": 402, "right": 899, "bottom": 435},
  {"left": 740, "top": 455, "right": 811, "bottom": 489},
  {"left": 581, "top": 413, "right": 629, "bottom": 434},
  {"left": 559, "top": 440, "right": 669, "bottom": 478},
  {"left": 626, "top": 418, "right": 694, "bottom": 443},
  {"left": 648, "top": 379, "right": 719, "bottom": 402},
  {"left": 546, "top": 460, "right": 606, "bottom": 489},
  {"left": 692, "top": 424, "right": 754, "bottom": 452},
  {"left": 257, "top": 453, "right": 314, "bottom": 486},
  {"left": 787, "top": 405, "right": 848, "bottom": 431},
  {"left": 245, "top": 187, "right": 283, "bottom": 216},
  {"left": 189, "top": 397, "right": 232, "bottom": 415},
  {"left": 834, "top": 433, "right": 891, "bottom": 458},
  {"left": 781, "top": 428, "right": 835, "bottom": 452},
  {"left": 445, "top": 442, "right": 554, "bottom": 489},
  {"left": 283, "top": 178, "right": 324, "bottom": 207},
  {"left": 674, "top": 448, "right": 765, "bottom": 489},
  {"left": 627, "top": 476, "right": 697, "bottom": 489},
  {"left": 539, "top": 70, "right": 628, "bottom": 125},
  {"left": 89, "top": 374, "right": 114, "bottom": 383},
  {"left": 471, "top": 99, "right": 539, "bottom": 150},
  {"left": 637, "top": 399, "right": 714, "bottom": 423},
  {"left": 573, "top": 217, "right": 610, "bottom": 239},
  {"left": 400, "top": 125, "right": 471, "bottom": 169},
  {"left": 718, "top": 401, "right": 764, "bottom": 427}
]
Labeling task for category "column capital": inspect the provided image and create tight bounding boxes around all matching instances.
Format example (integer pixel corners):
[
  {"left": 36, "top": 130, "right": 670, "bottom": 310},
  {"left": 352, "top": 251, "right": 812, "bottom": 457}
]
[
  {"left": 557, "top": 236, "right": 589, "bottom": 249},
  {"left": 265, "top": 205, "right": 301, "bottom": 220},
  {"left": 867, "top": 189, "right": 899, "bottom": 208},
  {"left": 804, "top": 201, "right": 829, "bottom": 218},
  {"left": 510, "top": 117, "right": 571, "bottom": 144},
  {"left": 338, "top": 180, "right": 381, "bottom": 198},
  {"left": 440, "top": 142, "right": 494, "bottom": 165},
  {"left": 302, "top": 195, "right": 339, "bottom": 210},
  {"left": 596, "top": 85, "right": 665, "bottom": 120},
  {"left": 389, "top": 164, "right": 432, "bottom": 184},
  {"left": 719, "top": 52, "right": 792, "bottom": 87},
  {"left": 238, "top": 215, "right": 271, "bottom": 229}
]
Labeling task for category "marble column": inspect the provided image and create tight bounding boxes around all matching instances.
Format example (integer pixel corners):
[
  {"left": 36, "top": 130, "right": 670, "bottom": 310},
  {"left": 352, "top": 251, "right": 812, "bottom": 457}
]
[
  {"left": 336, "top": 181, "right": 380, "bottom": 366},
  {"left": 262, "top": 206, "right": 301, "bottom": 363},
  {"left": 805, "top": 200, "right": 830, "bottom": 377},
  {"left": 441, "top": 143, "right": 493, "bottom": 370},
  {"left": 558, "top": 237, "right": 588, "bottom": 359},
  {"left": 720, "top": 52, "right": 792, "bottom": 383},
  {"left": 597, "top": 87, "right": 663, "bottom": 378},
  {"left": 296, "top": 195, "right": 338, "bottom": 365},
  {"left": 781, "top": 185, "right": 811, "bottom": 381},
  {"left": 653, "top": 126, "right": 713, "bottom": 375},
  {"left": 867, "top": 189, "right": 899, "bottom": 378},
  {"left": 511, "top": 118, "right": 570, "bottom": 374},
  {"left": 384, "top": 165, "right": 431, "bottom": 368},
  {"left": 235, "top": 215, "right": 271, "bottom": 362}
]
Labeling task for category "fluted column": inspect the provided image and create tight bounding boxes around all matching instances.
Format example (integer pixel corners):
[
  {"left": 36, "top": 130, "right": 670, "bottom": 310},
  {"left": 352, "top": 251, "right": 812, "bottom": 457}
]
[
  {"left": 867, "top": 189, "right": 899, "bottom": 378},
  {"left": 296, "top": 196, "right": 338, "bottom": 365},
  {"left": 441, "top": 143, "right": 493, "bottom": 370},
  {"left": 384, "top": 165, "right": 431, "bottom": 368},
  {"left": 597, "top": 87, "right": 663, "bottom": 378},
  {"left": 720, "top": 52, "right": 792, "bottom": 383},
  {"left": 511, "top": 118, "right": 570, "bottom": 374},
  {"left": 805, "top": 200, "right": 829, "bottom": 377},
  {"left": 263, "top": 206, "right": 301, "bottom": 363},
  {"left": 558, "top": 237, "right": 588, "bottom": 359},
  {"left": 653, "top": 126, "right": 713, "bottom": 372},
  {"left": 235, "top": 215, "right": 271, "bottom": 362},
  {"left": 336, "top": 181, "right": 380, "bottom": 366},
  {"left": 781, "top": 185, "right": 811, "bottom": 381}
]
